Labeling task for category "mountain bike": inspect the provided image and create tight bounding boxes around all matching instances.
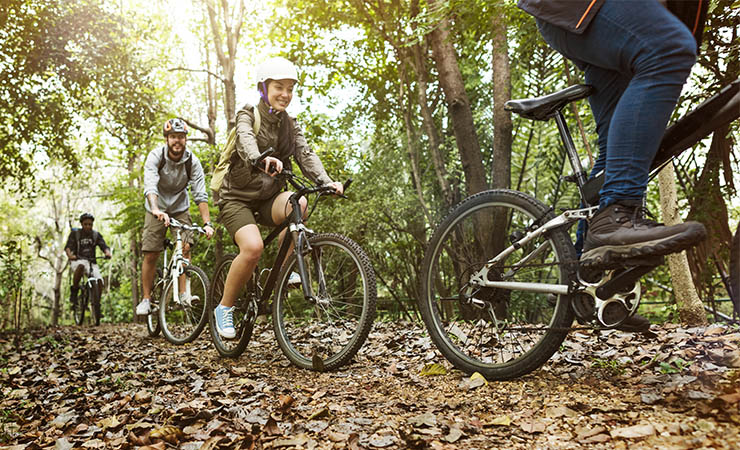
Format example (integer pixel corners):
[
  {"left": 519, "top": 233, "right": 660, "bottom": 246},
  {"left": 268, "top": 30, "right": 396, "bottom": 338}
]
[
  {"left": 145, "top": 218, "right": 210, "bottom": 345},
  {"left": 208, "top": 156, "right": 377, "bottom": 371},
  {"left": 419, "top": 78, "right": 740, "bottom": 380},
  {"left": 72, "top": 258, "right": 108, "bottom": 326}
]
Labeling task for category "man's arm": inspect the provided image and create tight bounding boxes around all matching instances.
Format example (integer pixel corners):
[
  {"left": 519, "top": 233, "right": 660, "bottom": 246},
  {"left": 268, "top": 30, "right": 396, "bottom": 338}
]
[
  {"left": 197, "top": 202, "right": 214, "bottom": 239},
  {"left": 64, "top": 232, "right": 76, "bottom": 260},
  {"left": 189, "top": 154, "right": 214, "bottom": 238},
  {"left": 96, "top": 232, "right": 113, "bottom": 259}
]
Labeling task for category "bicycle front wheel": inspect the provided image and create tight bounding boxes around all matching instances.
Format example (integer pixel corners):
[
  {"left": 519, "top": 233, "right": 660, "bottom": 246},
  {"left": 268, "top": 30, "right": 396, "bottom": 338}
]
[
  {"left": 147, "top": 269, "right": 163, "bottom": 338},
  {"left": 160, "top": 265, "right": 209, "bottom": 345},
  {"left": 208, "top": 254, "right": 256, "bottom": 358},
  {"left": 419, "top": 189, "right": 576, "bottom": 380},
  {"left": 74, "top": 287, "right": 88, "bottom": 326},
  {"left": 90, "top": 281, "right": 101, "bottom": 326},
  {"left": 273, "top": 233, "right": 377, "bottom": 371}
]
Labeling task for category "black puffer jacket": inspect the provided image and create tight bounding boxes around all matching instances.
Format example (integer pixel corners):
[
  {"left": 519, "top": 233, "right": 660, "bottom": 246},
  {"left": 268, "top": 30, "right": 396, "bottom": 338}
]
[{"left": 516, "top": 0, "right": 606, "bottom": 34}]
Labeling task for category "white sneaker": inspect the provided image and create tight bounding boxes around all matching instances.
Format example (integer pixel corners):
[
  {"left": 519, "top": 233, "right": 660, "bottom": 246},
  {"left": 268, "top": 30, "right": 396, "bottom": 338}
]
[
  {"left": 288, "top": 272, "right": 301, "bottom": 286},
  {"left": 178, "top": 292, "right": 192, "bottom": 307},
  {"left": 136, "top": 298, "right": 151, "bottom": 315}
]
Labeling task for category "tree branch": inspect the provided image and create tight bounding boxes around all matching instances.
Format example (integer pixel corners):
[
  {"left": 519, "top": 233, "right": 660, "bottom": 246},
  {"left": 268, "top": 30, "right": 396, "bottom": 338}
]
[{"left": 168, "top": 66, "right": 224, "bottom": 82}]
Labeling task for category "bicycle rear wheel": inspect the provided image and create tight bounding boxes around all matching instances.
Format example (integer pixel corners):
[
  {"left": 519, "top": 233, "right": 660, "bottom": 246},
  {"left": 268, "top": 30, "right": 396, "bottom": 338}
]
[
  {"left": 419, "top": 189, "right": 576, "bottom": 380},
  {"left": 208, "top": 254, "right": 256, "bottom": 358},
  {"left": 272, "top": 233, "right": 377, "bottom": 371},
  {"left": 147, "top": 269, "right": 163, "bottom": 337},
  {"left": 74, "top": 287, "right": 88, "bottom": 326},
  {"left": 159, "top": 265, "right": 209, "bottom": 345}
]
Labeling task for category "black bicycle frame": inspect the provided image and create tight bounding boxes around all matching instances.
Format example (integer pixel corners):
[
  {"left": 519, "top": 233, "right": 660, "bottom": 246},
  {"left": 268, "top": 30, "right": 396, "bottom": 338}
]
[
  {"left": 257, "top": 192, "right": 315, "bottom": 304},
  {"left": 570, "top": 78, "right": 740, "bottom": 204}
]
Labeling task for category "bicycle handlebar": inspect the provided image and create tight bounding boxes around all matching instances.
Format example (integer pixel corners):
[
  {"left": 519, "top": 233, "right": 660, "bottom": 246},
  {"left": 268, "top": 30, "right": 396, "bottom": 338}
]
[
  {"left": 168, "top": 217, "right": 207, "bottom": 235},
  {"left": 252, "top": 148, "right": 352, "bottom": 199}
]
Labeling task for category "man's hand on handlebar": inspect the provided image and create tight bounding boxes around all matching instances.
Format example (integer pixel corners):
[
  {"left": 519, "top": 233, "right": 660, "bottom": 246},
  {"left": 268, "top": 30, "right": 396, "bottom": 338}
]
[
  {"left": 203, "top": 224, "right": 215, "bottom": 239},
  {"left": 152, "top": 209, "right": 170, "bottom": 227}
]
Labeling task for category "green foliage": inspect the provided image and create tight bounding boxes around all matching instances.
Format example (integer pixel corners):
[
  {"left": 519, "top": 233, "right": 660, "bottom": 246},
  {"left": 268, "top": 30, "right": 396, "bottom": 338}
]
[
  {"left": 591, "top": 358, "right": 625, "bottom": 376},
  {"left": 659, "top": 357, "right": 691, "bottom": 374}
]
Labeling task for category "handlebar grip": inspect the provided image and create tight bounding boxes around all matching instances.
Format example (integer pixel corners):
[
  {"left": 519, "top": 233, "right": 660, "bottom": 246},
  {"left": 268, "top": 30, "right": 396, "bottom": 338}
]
[{"left": 253, "top": 147, "right": 276, "bottom": 169}]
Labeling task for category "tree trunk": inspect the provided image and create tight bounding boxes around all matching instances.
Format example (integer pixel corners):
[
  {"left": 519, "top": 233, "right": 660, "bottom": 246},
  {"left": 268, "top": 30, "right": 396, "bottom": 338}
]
[
  {"left": 203, "top": 0, "right": 244, "bottom": 131},
  {"left": 685, "top": 124, "right": 734, "bottom": 300},
  {"left": 490, "top": 9, "right": 512, "bottom": 190},
  {"left": 427, "top": 0, "right": 487, "bottom": 196},
  {"left": 411, "top": 42, "right": 455, "bottom": 209},
  {"left": 658, "top": 163, "right": 707, "bottom": 326},
  {"left": 51, "top": 257, "right": 64, "bottom": 326}
]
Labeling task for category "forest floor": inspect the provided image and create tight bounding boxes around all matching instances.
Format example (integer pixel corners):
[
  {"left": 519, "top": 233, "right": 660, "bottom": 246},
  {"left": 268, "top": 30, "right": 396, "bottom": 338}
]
[{"left": 1, "top": 320, "right": 739, "bottom": 449}]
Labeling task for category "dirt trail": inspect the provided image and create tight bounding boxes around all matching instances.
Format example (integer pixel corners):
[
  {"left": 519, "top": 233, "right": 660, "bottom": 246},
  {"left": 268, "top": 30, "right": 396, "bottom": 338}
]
[{"left": 1, "top": 322, "right": 739, "bottom": 449}]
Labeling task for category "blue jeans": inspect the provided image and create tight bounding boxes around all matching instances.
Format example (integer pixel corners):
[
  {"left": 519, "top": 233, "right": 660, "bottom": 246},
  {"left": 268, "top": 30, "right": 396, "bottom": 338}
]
[{"left": 536, "top": 0, "right": 696, "bottom": 253}]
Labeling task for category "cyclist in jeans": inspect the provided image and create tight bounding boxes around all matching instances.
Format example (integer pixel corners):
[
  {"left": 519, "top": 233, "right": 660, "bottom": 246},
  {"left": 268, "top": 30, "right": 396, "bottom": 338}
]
[
  {"left": 213, "top": 57, "right": 343, "bottom": 338},
  {"left": 65, "top": 213, "right": 112, "bottom": 307},
  {"left": 136, "top": 118, "right": 215, "bottom": 316},
  {"left": 517, "top": 0, "right": 708, "bottom": 331}
]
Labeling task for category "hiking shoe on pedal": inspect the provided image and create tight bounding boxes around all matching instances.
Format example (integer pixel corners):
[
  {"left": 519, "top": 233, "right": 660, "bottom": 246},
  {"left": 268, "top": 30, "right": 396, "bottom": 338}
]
[
  {"left": 616, "top": 313, "right": 651, "bottom": 333},
  {"left": 136, "top": 298, "right": 151, "bottom": 315},
  {"left": 581, "top": 201, "right": 706, "bottom": 268},
  {"left": 214, "top": 304, "right": 236, "bottom": 339}
]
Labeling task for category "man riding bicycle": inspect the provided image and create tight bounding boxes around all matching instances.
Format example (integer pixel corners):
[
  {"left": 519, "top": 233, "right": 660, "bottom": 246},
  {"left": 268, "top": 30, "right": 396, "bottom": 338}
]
[
  {"left": 64, "top": 212, "right": 112, "bottom": 308},
  {"left": 517, "top": 0, "right": 709, "bottom": 331},
  {"left": 136, "top": 117, "right": 215, "bottom": 316}
]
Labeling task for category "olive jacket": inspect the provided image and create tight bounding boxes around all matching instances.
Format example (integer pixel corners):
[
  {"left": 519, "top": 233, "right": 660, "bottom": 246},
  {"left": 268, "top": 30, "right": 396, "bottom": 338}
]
[{"left": 216, "top": 101, "right": 333, "bottom": 205}]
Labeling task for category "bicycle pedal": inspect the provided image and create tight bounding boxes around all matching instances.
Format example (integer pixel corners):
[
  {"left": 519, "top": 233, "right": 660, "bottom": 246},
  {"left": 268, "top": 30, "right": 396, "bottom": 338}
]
[{"left": 620, "top": 255, "right": 665, "bottom": 267}]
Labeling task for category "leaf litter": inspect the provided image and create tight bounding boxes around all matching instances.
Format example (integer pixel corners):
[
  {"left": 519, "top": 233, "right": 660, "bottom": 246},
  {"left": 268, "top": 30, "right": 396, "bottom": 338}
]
[{"left": 0, "top": 321, "right": 739, "bottom": 449}]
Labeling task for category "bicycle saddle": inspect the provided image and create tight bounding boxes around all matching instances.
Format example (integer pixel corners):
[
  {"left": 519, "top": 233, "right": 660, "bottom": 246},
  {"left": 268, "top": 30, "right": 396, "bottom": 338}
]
[{"left": 505, "top": 84, "right": 594, "bottom": 121}]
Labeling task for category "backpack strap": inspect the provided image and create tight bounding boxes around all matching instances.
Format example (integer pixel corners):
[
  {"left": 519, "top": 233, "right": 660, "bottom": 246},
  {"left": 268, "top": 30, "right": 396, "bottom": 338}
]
[{"left": 158, "top": 147, "right": 193, "bottom": 180}]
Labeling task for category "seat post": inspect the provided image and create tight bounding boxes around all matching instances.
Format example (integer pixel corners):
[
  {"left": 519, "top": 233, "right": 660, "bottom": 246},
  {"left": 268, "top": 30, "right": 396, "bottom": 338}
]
[{"left": 553, "top": 110, "right": 589, "bottom": 198}]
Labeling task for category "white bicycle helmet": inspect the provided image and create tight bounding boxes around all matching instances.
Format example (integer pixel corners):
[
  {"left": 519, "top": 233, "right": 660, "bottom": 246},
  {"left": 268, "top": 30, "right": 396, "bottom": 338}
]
[{"left": 255, "top": 57, "right": 299, "bottom": 84}]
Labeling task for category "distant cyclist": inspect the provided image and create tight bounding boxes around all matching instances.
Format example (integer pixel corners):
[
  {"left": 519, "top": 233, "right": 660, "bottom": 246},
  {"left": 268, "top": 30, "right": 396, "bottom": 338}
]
[
  {"left": 137, "top": 117, "right": 215, "bottom": 316},
  {"left": 64, "top": 213, "right": 112, "bottom": 308}
]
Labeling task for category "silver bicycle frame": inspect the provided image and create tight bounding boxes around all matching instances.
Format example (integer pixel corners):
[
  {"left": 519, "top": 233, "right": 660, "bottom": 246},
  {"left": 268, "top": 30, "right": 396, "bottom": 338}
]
[{"left": 467, "top": 205, "right": 598, "bottom": 296}]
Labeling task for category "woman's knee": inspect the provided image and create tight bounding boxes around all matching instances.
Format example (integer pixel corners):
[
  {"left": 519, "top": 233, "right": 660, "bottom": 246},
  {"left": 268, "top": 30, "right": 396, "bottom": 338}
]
[{"left": 235, "top": 226, "right": 263, "bottom": 261}]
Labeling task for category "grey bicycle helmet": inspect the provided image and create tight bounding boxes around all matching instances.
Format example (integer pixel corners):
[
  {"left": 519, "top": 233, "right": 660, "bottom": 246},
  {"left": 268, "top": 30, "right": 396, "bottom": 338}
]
[
  {"left": 163, "top": 118, "right": 188, "bottom": 137},
  {"left": 79, "top": 212, "right": 94, "bottom": 222}
]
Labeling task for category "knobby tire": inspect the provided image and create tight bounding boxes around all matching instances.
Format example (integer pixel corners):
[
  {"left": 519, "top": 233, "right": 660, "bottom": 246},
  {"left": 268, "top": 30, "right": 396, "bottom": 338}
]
[{"left": 419, "top": 189, "right": 576, "bottom": 380}]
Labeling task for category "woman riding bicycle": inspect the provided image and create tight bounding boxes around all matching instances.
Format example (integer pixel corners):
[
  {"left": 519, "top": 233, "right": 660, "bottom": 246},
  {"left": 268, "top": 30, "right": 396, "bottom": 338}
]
[
  {"left": 64, "top": 212, "right": 112, "bottom": 308},
  {"left": 213, "top": 56, "right": 343, "bottom": 339}
]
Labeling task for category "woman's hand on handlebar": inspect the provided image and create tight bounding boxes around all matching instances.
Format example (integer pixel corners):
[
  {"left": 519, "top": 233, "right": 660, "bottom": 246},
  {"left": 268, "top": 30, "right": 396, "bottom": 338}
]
[{"left": 261, "top": 156, "right": 283, "bottom": 176}]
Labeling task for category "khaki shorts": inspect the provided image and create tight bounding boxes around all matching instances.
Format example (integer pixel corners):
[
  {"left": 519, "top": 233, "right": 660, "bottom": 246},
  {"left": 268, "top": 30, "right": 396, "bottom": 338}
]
[
  {"left": 70, "top": 259, "right": 102, "bottom": 280},
  {"left": 142, "top": 210, "right": 194, "bottom": 252},
  {"left": 218, "top": 196, "right": 280, "bottom": 241}
]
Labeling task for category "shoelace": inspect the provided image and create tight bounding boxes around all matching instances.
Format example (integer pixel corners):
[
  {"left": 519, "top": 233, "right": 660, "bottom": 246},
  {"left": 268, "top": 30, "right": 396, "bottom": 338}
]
[
  {"left": 220, "top": 307, "right": 234, "bottom": 328},
  {"left": 632, "top": 205, "right": 662, "bottom": 227},
  {"left": 614, "top": 204, "right": 661, "bottom": 227}
]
